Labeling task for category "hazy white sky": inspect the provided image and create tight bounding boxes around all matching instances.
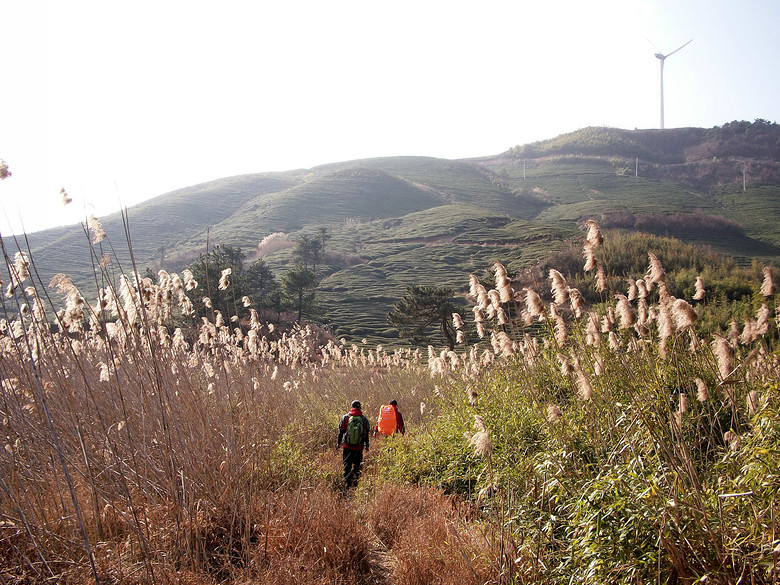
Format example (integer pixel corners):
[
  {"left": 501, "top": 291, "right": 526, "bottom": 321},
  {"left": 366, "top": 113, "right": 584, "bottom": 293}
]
[{"left": 1, "top": 0, "right": 778, "bottom": 235}]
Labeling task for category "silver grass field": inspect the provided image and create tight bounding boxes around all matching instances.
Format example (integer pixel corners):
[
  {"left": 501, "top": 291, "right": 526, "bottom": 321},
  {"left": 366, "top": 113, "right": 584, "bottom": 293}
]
[{"left": 0, "top": 192, "right": 778, "bottom": 584}]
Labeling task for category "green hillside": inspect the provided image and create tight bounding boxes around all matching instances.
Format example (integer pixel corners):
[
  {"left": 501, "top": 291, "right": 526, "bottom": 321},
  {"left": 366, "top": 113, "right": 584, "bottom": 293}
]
[{"left": 4, "top": 120, "right": 780, "bottom": 343}]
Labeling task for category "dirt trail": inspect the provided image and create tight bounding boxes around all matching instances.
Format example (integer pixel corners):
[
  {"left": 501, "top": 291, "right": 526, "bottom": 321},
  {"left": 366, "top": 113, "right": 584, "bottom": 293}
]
[
  {"left": 320, "top": 445, "right": 399, "bottom": 584},
  {"left": 364, "top": 529, "right": 397, "bottom": 585},
  {"left": 359, "top": 452, "right": 398, "bottom": 585}
]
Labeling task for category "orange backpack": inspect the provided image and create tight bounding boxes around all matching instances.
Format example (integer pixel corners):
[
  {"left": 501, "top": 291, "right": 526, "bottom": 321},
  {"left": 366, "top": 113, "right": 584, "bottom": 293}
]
[{"left": 376, "top": 404, "right": 397, "bottom": 436}]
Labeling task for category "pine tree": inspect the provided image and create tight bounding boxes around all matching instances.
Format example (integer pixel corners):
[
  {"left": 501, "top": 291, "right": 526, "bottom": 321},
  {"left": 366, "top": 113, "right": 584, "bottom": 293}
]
[
  {"left": 387, "top": 285, "right": 460, "bottom": 349},
  {"left": 281, "top": 264, "right": 317, "bottom": 322}
]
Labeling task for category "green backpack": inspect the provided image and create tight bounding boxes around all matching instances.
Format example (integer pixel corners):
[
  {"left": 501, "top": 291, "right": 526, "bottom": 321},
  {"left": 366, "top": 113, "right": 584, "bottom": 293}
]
[{"left": 345, "top": 415, "right": 364, "bottom": 447}]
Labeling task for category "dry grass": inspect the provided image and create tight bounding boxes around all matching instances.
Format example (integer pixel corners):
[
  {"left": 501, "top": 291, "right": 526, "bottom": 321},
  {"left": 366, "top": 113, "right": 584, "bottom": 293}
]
[
  {"left": 364, "top": 484, "right": 501, "bottom": 585},
  {"left": 0, "top": 216, "right": 437, "bottom": 583},
  {"left": 1, "top": 208, "right": 779, "bottom": 583}
]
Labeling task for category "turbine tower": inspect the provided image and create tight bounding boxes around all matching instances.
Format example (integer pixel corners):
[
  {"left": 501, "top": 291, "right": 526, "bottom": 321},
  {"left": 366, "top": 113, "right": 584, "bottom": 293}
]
[{"left": 654, "top": 39, "right": 693, "bottom": 129}]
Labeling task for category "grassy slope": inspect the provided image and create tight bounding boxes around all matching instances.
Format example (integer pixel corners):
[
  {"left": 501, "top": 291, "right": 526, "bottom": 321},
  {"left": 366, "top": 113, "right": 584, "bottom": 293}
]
[
  {"left": 3, "top": 172, "right": 302, "bottom": 287},
  {"left": 202, "top": 166, "right": 451, "bottom": 248}
]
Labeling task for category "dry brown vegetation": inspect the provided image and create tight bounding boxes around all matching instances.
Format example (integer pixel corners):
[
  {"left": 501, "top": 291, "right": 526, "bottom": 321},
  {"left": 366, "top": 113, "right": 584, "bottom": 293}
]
[{"left": 1, "top": 207, "right": 779, "bottom": 584}]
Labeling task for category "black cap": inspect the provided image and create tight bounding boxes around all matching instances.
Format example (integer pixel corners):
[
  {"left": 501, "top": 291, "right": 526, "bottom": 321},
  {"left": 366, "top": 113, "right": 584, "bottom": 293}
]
[
  {"left": 389, "top": 400, "right": 397, "bottom": 406},
  {"left": 351, "top": 400, "right": 361, "bottom": 409}
]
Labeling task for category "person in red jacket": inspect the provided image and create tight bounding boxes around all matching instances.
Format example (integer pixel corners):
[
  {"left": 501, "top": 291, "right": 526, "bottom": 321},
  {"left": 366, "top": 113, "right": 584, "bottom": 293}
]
[
  {"left": 373, "top": 400, "right": 406, "bottom": 437},
  {"left": 389, "top": 400, "right": 406, "bottom": 435},
  {"left": 337, "top": 400, "right": 370, "bottom": 489}
]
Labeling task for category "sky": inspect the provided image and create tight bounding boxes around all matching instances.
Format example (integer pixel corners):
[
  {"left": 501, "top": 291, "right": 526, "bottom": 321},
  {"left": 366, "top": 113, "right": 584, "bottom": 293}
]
[{"left": 0, "top": 0, "right": 778, "bottom": 235}]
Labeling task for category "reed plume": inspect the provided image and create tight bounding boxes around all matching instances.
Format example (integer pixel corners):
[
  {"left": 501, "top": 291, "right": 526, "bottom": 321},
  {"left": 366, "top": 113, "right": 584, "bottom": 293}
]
[
  {"left": 656, "top": 281, "right": 671, "bottom": 303},
  {"left": 694, "top": 378, "right": 709, "bottom": 402},
  {"left": 491, "top": 331, "right": 515, "bottom": 357},
  {"left": 760, "top": 266, "right": 776, "bottom": 297},
  {"left": 218, "top": 268, "right": 231, "bottom": 290},
  {"left": 693, "top": 276, "right": 706, "bottom": 301},
  {"left": 118, "top": 274, "right": 138, "bottom": 327},
  {"left": 524, "top": 288, "right": 545, "bottom": 320},
  {"left": 755, "top": 304, "right": 770, "bottom": 336},
  {"left": 583, "top": 242, "right": 597, "bottom": 271},
  {"left": 494, "top": 262, "right": 513, "bottom": 303},
  {"left": 468, "top": 274, "right": 481, "bottom": 300},
  {"left": 596, "top": 265, "right": 607, "bottom": 293},
  {"left": 636, "top": 298, "right": 649, "bottom": 327},
  {"left": 568, "top": 287, "right": 585, "bottom": 318},
  {"left": 671, "top": 299, "right": 697, "bottom": 330},
  {"left": 739, "top": 318, "right": 757, "bottom": 345},
  {"left": 87, "top": 214, "right": 107, "bottom": 244},
  {"left": 657, "top": 303, "right": 675, "bottom": 341},
  {"left": 585, "top": 312, "right": 600, "bottom": 346},
  {"left": 182, "top": 269, "right": 198, "bottom": 291},
  {"left": 9, "top": 252, "right": 31, "bottom": 294},
  {"left": 646, "top": 252, "right": 665, "bottom": 284},
  {"left": 712, "top": 335, "right": 734, "bottom": 381},
  {"left": 452, "top": 312, "right": 464, "bottom": 331},
  {"left": 98, "top": 361, "right": 110, "bottom": 382},
  {"left": 608, "top": 331, "right": 620, "bottom": 351},
  {"left": 627, "top": 279, "right": 638, "bottom": 301},
  {"left": 584, "top": 219, "right": 603, "bottom": 247},
  {"left": 469, "top": 420, "right": 493, "bottom": 458},
  {"left": 551, "top": 305, "right": 567, "bottom": 346},
  {"left": 615, "top": 294, "right": 636, "bottom": 329},
  {"left": 469, "top": 277, "right": 489, "bottom": 310},
  {"left": 601, "top": 308, "right": 614, "bottom": 333},
  {"left": 487, "top": 289, "right": 501, "bottom": 319},
  {"left": 549, "top": 269, "right": 569, "bottom": 305},
  {"left": 575, "top": 367, "right": 593, "bottom": 401},
  {"left": 469, "top": 430, "right": 493, "bottom": 457}
]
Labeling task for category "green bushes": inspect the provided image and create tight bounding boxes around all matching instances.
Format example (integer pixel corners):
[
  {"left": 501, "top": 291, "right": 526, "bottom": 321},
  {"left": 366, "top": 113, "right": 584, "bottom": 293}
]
[
  {"left": 371, "top": 218, "right": 780, "bottom": 582},
  {"left": 376, "top": 334, "right": 780, "bottom": 581}
]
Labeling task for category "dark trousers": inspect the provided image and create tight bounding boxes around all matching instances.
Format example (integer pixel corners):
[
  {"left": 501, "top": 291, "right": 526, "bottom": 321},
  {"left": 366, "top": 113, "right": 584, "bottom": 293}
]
[{"left": 342, "top": 448, "right": 363, "bottom": 488}]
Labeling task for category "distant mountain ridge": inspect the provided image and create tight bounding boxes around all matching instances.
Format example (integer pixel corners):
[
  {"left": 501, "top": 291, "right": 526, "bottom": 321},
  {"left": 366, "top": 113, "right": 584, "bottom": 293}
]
[
  {"left": 506, "top": 120, "right": 780, "bottom": 188},
  {"left": 509, "top": 120, "right": 780, "bottom": 163},
  {"left": 5, "top": 120, "right": 780, "bottom": 342}
]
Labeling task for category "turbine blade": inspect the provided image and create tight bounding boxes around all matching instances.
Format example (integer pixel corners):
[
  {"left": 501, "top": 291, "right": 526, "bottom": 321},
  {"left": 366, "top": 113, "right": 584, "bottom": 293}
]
[{"left": 666, "top": 38, "right": 693, "bottom": 58}]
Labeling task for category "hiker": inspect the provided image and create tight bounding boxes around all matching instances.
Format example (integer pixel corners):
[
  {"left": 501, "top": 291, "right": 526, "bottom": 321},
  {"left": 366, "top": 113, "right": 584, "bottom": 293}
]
[
  {"left": 337, "top": 400, "right": 370, "bottom": 489},
  {"left": 374, "top": 399, "right": 406, "bottom": 437}
]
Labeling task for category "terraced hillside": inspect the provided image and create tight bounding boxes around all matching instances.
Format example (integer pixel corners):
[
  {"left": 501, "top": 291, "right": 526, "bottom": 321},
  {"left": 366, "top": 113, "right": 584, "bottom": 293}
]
[{"left": 4, "top": 120, "right": 779, "bottom": 343}]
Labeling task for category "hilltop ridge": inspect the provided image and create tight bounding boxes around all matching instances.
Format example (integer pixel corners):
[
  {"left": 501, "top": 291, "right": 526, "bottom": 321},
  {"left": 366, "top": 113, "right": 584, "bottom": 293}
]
[
  {"left": 508, "top": 120, "right": 780, "bottom": 163},
  {"left": 503, "top": 120, "right": 780, "bottom": 189}
]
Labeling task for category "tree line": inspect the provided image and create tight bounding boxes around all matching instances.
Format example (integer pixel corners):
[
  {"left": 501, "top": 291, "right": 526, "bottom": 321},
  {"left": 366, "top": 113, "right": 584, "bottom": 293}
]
[
  {"left": 181, "top": 229, "right": 330, "bottom": 325},
  {"left": 178, "top": 229, "right": 465, "bottom": 347}
]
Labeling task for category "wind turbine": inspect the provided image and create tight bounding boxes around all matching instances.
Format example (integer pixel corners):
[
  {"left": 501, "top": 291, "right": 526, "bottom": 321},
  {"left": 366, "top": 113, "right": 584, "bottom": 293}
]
[{"left": 653, "top": 39, "right": 693, "bottom": 129}]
